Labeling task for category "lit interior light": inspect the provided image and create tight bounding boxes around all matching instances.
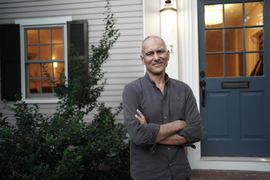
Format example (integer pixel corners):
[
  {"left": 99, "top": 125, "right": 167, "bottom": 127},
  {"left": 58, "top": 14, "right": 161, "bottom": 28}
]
[
  {"left": 205, "top": 5, "right": 223, "bottom": 25},
  {"left": 53, "top": 62, "right": 58, "bottom": 68}
]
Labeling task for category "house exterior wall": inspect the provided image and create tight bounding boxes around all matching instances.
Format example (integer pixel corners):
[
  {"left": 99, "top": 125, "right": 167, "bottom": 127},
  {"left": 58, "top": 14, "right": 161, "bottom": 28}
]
[{"left": 0, "top": 0, "right": 144, "bottom": 124}]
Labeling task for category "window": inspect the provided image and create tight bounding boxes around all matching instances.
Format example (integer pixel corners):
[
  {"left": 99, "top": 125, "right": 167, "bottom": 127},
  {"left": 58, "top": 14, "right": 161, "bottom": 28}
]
[
  {"left": 0, "top": 17, "right": 88, "bottom": 103},
  {"left": 26, "top": 27, "right": 65, "bottom": 98}
]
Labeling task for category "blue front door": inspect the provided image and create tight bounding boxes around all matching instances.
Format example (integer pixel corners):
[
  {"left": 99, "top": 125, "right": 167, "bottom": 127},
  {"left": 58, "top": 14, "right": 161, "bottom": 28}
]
[{"left": 199, "top": 0, "right": 270, "bottom": 156}]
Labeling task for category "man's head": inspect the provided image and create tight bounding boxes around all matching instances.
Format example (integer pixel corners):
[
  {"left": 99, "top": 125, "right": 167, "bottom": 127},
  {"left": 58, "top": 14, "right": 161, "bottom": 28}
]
[{"left": 140, "top": 36, "right": 170, "bottom": 77}]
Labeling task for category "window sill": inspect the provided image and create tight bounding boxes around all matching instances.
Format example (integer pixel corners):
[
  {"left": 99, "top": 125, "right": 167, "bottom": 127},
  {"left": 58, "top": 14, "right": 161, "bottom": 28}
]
[{"left": 22, "top": 98, "right": 60, "bottom": 104}]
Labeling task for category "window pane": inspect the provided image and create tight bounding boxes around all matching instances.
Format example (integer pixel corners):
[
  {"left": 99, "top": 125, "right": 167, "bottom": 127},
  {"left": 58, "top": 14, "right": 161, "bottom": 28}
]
[
  {"left": 206, "top": 29, "right": 223, "bottom": 52},
  {"left": 246, "top": 53, "right": 263, "bottom": 76},
  {"left": 27, "top": 29, "right": 38, "bottom": 44},
  {"left": 53, "top": 62, "right": 65, "bottom": 77},
  {"left": 39, "top": 29, "right": 50, "bottom": 44},
  {"left": 245, "top": 2, "right": 263, "bottom": 26},
  {"left": 52, "top": 28, "right": 63, "bottom": 43},
  {"left": 42, "top": 79, "right": 52, "bottom": 93},
  {"left": 245, "top": 27, "right": 263, "bottom": 51},
  {"left": 226, "top": 53, "right": 243, "bottom": 77},
  {"left": 206, "top": 54, "right": 223, "bottom": 77},
  {"left": 30, "top": 79, "right": 40, "bottom": 93},
  {"left": 42, "top": 63, "right": 52, "bottom": 77},
  {"left": 225, "top": 28, "right": 243, "bottom": 52},
  {"left": 54, "top": 78, "right": 61, "bottom": 87},
  {"left": 29, "top": 63, "right": 40, "bottom": 78},
  {"left": 205, "top": 4, "right": 223, "bottom": 28},
  {"left": 225, "top": 3, "right": 242, "bottom": 27},
  {"left": 40, "top": 45, "right": 51, "bottom": 60},
  {"left": 52, "top": 44, "right": 63, "bottom": 60},
  {"left": 27, "top": 46, "right": 38, "bottom": 60}
]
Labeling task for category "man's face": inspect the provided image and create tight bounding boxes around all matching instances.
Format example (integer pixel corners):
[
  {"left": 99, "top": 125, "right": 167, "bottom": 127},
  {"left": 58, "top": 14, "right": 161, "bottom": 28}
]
[{"left": 140, "top": 37, "right": 170, "bottom": 77}]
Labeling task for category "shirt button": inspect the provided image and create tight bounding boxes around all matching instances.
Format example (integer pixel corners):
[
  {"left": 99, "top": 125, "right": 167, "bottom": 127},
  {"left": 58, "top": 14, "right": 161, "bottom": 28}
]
[
  {"left": 169, "top": 164, "right": 171, "bottom": 166},
  {"left": 164, "top": 116, "right": 167, "bottom": 119},
  {"left": 163, "top": 100, "right": 165, "bottom": 103},
  {"left": 168, "top": 148, "right": 170, "bottom": 150}
]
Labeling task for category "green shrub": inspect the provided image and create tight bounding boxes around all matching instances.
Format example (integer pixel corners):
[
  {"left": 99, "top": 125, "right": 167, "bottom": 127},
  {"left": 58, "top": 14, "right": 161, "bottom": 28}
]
[{"left": 0, "top": 1, "right": 129, "bottom": 179}]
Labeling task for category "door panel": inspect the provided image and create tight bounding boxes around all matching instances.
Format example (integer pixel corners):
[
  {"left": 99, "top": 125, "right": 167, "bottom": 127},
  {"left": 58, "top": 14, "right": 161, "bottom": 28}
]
[
  {"left": 240, "top": 92, "right": 264, "bottom": 139},
  {"left": 199, "top": 0, "right": 270, "bottom": 156}
]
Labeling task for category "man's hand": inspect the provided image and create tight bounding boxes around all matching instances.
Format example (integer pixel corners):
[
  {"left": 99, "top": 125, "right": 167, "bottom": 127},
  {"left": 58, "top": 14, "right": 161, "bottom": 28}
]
[
  {"left": 135, "top": 109, "right": 147, "bottom": 124},
  {"left": 179, "top": 120, "right": 187, "bottom": 129}
]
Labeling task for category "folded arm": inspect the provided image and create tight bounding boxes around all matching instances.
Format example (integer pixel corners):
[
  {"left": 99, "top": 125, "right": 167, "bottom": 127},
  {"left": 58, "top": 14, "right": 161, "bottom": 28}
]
[
  {"left": 123, "top": 85, "right": 160, "bottom": 146},
  {"left": 177, "top": 85, "right": 202, "bottom": 144},
  {"left": 135, "top": 109, "right": 187, "bottom": 145}
]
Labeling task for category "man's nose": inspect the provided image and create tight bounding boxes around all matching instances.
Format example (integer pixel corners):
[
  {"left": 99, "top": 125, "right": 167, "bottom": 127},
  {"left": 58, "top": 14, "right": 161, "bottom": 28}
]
[{"left": 153, "top": 52, "right": 159, "bottom": 61}]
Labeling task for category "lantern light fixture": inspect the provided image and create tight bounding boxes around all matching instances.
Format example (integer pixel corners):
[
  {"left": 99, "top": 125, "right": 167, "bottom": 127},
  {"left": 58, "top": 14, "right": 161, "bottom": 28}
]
[{"left": 160, "top": 0, "right": 177, "bottom": 13}]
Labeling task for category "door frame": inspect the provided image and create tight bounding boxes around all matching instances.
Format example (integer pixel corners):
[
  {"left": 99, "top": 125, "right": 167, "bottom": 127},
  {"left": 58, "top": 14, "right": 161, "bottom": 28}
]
[{"left": 143, "top": 0, "right": 270, "bottom": 171}]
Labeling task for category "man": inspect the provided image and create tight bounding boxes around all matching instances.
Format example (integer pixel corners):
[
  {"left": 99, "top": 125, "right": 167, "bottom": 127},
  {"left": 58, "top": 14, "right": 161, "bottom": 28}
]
[{"left": 122, "top": 36, "right": 202, "bottom": 180}]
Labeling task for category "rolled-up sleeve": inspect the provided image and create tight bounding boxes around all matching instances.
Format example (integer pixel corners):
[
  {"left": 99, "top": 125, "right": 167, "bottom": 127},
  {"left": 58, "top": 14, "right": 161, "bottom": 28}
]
[
  {"left": 122, "top": 84, "right": 160, "bottom": 146},
  {"left": 177, "top": 85, "right": 202, "bottom": 144}
]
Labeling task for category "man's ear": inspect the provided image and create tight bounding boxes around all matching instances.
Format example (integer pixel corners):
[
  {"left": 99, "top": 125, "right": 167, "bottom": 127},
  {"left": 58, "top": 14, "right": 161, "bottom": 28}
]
[{"left": 140, "top": 55, "right": 145, "bottom": 65}]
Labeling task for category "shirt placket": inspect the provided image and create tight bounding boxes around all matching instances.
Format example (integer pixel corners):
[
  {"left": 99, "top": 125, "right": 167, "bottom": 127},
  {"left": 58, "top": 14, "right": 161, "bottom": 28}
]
[{"left": 162, "top": 84, "right": 174, "bottom": 171}]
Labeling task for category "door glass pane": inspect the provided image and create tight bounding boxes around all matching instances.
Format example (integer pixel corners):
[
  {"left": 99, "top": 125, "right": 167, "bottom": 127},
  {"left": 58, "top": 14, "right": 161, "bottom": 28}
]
[
  {"left": 42, "top": 63, "right": 52, "bottom": 77},
  {"left": 29, "top": 63, "right": 40, "bottom": 78},
  {"left": 53, "top": 62, "right": 65, "bottom": 77},
  {"left": 27, "top": 46, "right": 38, "bottom": 60},
  {"left": 246, "top": 52, "right": 263, "bottom": 76},
  {"left": 52, "top": 28, "right": 63, "bottom": 43},
  {"left": 225, "top": 3, "right": 242, "bottom": 27},
  {"left": 206, "top": 54, "right": 223, "bottom": 77},
  {"left": 52, "top": 45, "right": 63, "bottom": 60},
  {"left": 30, "top": 79, "right": 40, "bottom": 93},
  {"left": 39, "top": 29, "right": 50, "bottom": 44},
  {"left": 206, "top": 29, "right": 223, "bottom": 52},
  {"left": 245, "top": 2, "right": 263, "bottom": 26},
  {"left": 40, "top": 45, "right": 51, "bottom": 60},
  {"left": 27, "top": 29, "right": 38, "bottom": 44},
  {"left": 42, "top": 79, "right": 52, "bottom": 93},
  {"left": 245, "top": 27, "right": 263, "bottom": 52},
  {"left": 225, "top": 28, "right": 243, "bottom": 52},
  {"left": 226, "top": 53, "right": 243, "bottom": 77},
  {"left": 205, "top": 4, "right": 223, "bottom": 28}
]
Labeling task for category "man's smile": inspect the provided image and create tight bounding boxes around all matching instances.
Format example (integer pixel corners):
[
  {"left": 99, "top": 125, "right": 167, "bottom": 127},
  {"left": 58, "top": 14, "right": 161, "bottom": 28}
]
[{"left": 152, "top": 62, "right": 163, "bottom": 67}]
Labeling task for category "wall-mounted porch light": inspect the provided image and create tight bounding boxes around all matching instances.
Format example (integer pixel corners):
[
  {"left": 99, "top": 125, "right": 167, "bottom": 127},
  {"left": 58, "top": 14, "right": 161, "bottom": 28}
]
[
  {"left": 160, "top": 0, "right": 177, "bottom": 31},
  {"left": 160, "top": 0, "right": 177, "bottom": 13},
  {"left": 160, "top": 0, "right": 179, "bottom": 80}
]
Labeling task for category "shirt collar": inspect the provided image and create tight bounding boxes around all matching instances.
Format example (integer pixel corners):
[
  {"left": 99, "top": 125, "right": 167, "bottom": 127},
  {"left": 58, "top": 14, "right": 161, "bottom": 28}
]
[{"left": 144, "top": 72, "right": 170, "bottom": 85}]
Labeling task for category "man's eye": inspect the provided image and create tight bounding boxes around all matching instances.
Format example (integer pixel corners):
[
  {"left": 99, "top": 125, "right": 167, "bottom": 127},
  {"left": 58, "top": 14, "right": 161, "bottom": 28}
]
[
  {"left": 146, "top": 53, "right": 153, "bottom": 56},
  {"left": 158, "top": 50, "right": 165, "bottom": 54}
]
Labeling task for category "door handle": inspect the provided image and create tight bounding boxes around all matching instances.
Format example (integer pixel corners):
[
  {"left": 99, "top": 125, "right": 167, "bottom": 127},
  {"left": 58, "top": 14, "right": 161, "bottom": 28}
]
[{"left": 200, "top": 80, "right": 206, "bottom": 107}]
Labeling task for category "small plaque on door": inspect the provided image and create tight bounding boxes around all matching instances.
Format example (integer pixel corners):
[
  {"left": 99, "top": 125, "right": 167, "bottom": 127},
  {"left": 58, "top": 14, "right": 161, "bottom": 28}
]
[{"left": 221, "top": 81, "right": 249, "bottom": 89}]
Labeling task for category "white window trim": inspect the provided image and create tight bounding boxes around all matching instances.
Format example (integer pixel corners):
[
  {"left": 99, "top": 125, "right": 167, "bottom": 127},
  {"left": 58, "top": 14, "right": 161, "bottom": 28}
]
[{"left": 15, "top": 16, "right": 72, "bottom": 103}]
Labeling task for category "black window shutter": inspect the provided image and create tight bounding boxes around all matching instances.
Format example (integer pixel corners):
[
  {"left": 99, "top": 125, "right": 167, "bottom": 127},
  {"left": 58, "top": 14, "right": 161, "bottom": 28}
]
[
  {"left": 67, "top": 20, "right": 89, "bottom": 79},
  {"left": 0, "top": 24, "right": 21, "bottom": 101}
]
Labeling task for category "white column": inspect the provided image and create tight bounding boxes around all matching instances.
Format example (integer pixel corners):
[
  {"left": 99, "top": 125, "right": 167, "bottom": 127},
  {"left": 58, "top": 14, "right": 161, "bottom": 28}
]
[{"left": 177, "top": 0, "right": 201, "bottom": 169}]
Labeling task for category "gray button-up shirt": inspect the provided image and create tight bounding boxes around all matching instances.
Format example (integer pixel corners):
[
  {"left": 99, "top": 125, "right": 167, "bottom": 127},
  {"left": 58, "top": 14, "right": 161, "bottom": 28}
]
[{"left": 122, "top": 73, "right": 202, "bottom": 180}]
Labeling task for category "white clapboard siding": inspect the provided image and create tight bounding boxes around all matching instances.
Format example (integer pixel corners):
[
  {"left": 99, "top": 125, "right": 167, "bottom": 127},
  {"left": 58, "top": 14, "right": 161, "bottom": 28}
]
[{"left": 0, "top": 0, "right": 144, "bottom": 124}]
